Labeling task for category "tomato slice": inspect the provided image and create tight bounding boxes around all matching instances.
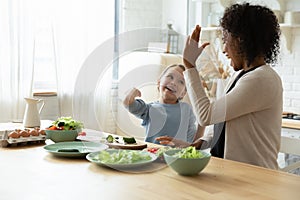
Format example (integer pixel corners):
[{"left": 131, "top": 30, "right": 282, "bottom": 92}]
[
  {"left": 147, "top": 147, "right": 159, "bottom": 153},
  {"left": 47, "top": 125, "right": 58, "bottom": 130},
  {"left": 78, "top": 131, "right": 86, "bottom": 136}
]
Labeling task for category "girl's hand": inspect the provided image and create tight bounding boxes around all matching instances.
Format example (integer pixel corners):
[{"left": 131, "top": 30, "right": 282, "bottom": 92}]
[
  {"left": 123, "top": 88, "right": 141, "bottom": 106},
  {"left": 183, "top": 25, "right": 210, "bottom": 69},
  {"left": 155, "top": 136, "right": 191, "bottom": 148}
]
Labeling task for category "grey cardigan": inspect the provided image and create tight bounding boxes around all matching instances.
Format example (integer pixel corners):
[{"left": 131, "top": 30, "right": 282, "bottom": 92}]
[{"left": 184, "top": 65, "right": 283, "bottom": 169}]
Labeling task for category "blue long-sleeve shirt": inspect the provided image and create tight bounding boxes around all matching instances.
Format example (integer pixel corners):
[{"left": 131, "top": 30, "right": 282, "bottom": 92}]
[{"left": 126, "top": 99, "right": 197, "bottom": 144}]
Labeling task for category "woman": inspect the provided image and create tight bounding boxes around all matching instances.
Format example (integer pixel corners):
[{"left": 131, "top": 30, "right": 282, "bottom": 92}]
[{"left": 157, "top": 3, "right": 283, "bottom": 169}]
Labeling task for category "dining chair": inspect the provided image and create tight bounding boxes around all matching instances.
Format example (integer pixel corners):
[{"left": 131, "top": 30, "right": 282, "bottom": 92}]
[{"left": 279, "top": 136, "right": 300, "bottom": 172}]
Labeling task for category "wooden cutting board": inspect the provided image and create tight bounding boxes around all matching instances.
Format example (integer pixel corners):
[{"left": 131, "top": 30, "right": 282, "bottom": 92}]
[
  {"left": 105, "top": 141, "right": 147, "bottom": 150},
  {"left": 77, "top": 135, "right": 147, "bottom": 150}
]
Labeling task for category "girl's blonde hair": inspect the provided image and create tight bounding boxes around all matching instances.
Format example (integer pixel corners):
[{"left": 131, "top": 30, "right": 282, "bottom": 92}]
[{"left": 158, "top": 64, "right": 185, "bottom": 80}]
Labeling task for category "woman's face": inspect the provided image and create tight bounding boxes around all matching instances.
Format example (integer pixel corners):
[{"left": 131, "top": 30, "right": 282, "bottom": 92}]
[
  {"left": 158, "top": 66, "right": 186, "bottom": 104},
  {"left": 222, "top": 30, "right": 244, "bottom": 71}
]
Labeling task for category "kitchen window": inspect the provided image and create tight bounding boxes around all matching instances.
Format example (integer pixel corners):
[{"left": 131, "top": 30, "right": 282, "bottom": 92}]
[
  {"left": 0, "top": 0, "right": 115, "bottom": 122},
  {"left": 32, "top": 18, "right": 58, "bottom": 96}
]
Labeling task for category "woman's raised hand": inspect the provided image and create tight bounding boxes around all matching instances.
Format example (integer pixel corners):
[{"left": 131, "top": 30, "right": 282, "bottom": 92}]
[{"left": 183, "top": 25, "right": 210, "bottom": 69}]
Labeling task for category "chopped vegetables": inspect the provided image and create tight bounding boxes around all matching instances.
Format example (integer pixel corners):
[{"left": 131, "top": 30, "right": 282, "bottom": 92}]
[
  {"left": 123, "top": 137, "right": 136, "bottom": 144},
  {"left": 47, "top": 117, "right": 84, "bottom": 130},
  {"left": 78, "top": 131, "right": 86, "bottom": 136},
  {"left": 147, "top": 146, "right": 172, "bottom": 156},
  {"left": 146, "top": 147, "right": 172, "bottom": 162},
  {"left": 147, "top": 147, "right": 159, "bottom": 154},
  {"left": 173, "top": 146, "right": 205, "bottom": 159},
  {"left": 93, "top": 150, "right": 151, "bottom": 164},
  {"left": 106, "top": 135, "right": 114, "bottom": 143},
  {"left": 105, "top": 134, "right": 137, "bottom": 144}
]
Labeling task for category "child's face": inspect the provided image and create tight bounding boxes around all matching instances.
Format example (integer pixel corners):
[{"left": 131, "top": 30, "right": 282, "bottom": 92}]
[{"left": 158, "top": 66, "right": 186, "bottom": 104}]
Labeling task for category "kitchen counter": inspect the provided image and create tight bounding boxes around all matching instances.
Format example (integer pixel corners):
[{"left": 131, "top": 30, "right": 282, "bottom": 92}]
[
  {"left": 0, "top": 131, "right": 299, "bottom": 200},
  {"left": 282, "top": 118, "right": 300, "bottom": 130}
]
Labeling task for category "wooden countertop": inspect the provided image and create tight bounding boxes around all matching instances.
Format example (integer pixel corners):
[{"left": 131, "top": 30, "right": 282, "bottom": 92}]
[
  {"left": 282, "top": 118, "right": 300, "bottom": 129},
  {"left": 0, "top": 132, "right": 299, "bottom": 200}
]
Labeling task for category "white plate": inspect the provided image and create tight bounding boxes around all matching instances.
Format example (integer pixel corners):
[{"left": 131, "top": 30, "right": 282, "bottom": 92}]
[{"left": 86, "top": 149, "right": 158, "bottom": 169}]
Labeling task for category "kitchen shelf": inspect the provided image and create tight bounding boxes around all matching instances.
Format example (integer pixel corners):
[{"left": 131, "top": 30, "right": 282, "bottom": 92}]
[
  {"left": 191, "top": 0, "right": 231, "bottom": 8},
  {"left": 192, "top": 0, "right": 283, "bottom": 9},
  {"left": 202, "top": 26, "right": 220, "bottom": 31},
  {"left": 189, "top": 0, "right": 299, "bottom": 52},
  {"left": 280, "top": 23, "right": 300, "bottom": 52},
  {"left": 200, "top": 24, "right": 300, "bottom": 53}
]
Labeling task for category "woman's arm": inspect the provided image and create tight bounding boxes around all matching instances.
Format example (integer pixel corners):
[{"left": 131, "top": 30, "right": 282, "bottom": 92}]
[
  {"left": 190, "top": 124, "right": 205, "bottom": 149},
  {"left": 194, "top": 124, "right": 205, "bottom": 140},
  {"left": 192, "top": 125, "right": 214, "bottom": 149},
  {"left": 185, "top": 67, "right": 280, "bottom": 126}
]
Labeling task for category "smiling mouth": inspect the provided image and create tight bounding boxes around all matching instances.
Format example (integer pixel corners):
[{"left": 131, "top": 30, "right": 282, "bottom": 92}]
[{"left": 165, "top": 86, "right": 176, "bottom": 93}]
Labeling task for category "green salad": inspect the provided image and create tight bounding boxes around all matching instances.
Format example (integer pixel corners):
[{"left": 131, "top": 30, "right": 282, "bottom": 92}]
[
  {"left": 93, "top": 150, "right": 152, "bottom": 164},
  {"left": 49, "top": 117, "right": 84, "bottom": 130},
  {"left": 173, "top": 146, "right": 205, "bottom": 159}
]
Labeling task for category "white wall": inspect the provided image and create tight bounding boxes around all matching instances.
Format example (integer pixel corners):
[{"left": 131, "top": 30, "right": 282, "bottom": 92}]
[
  {"left": 121, "top": 0, "right": 163, "bottom": 32},
  {"left": 119, "top": 0, "right": 300, "bottom": 114},
  {"left": 162, "top": 0, "right": 187, "bottom": 34},
  {"left": 42, "top": 0, "right": 300, "bottom": 128},
  {"left": 276, "top": 28, "right": 300, "bottom": 114}
]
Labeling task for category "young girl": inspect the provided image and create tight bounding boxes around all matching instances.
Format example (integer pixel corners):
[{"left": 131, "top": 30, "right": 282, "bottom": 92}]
[{"left": 123, "top": 64, "right": 203, "bottom": 144}]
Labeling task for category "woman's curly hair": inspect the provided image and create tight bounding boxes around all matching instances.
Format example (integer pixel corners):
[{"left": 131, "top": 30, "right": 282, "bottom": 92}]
[{"left": 220, "top": 3, "right": 281, "bottom": 66}]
